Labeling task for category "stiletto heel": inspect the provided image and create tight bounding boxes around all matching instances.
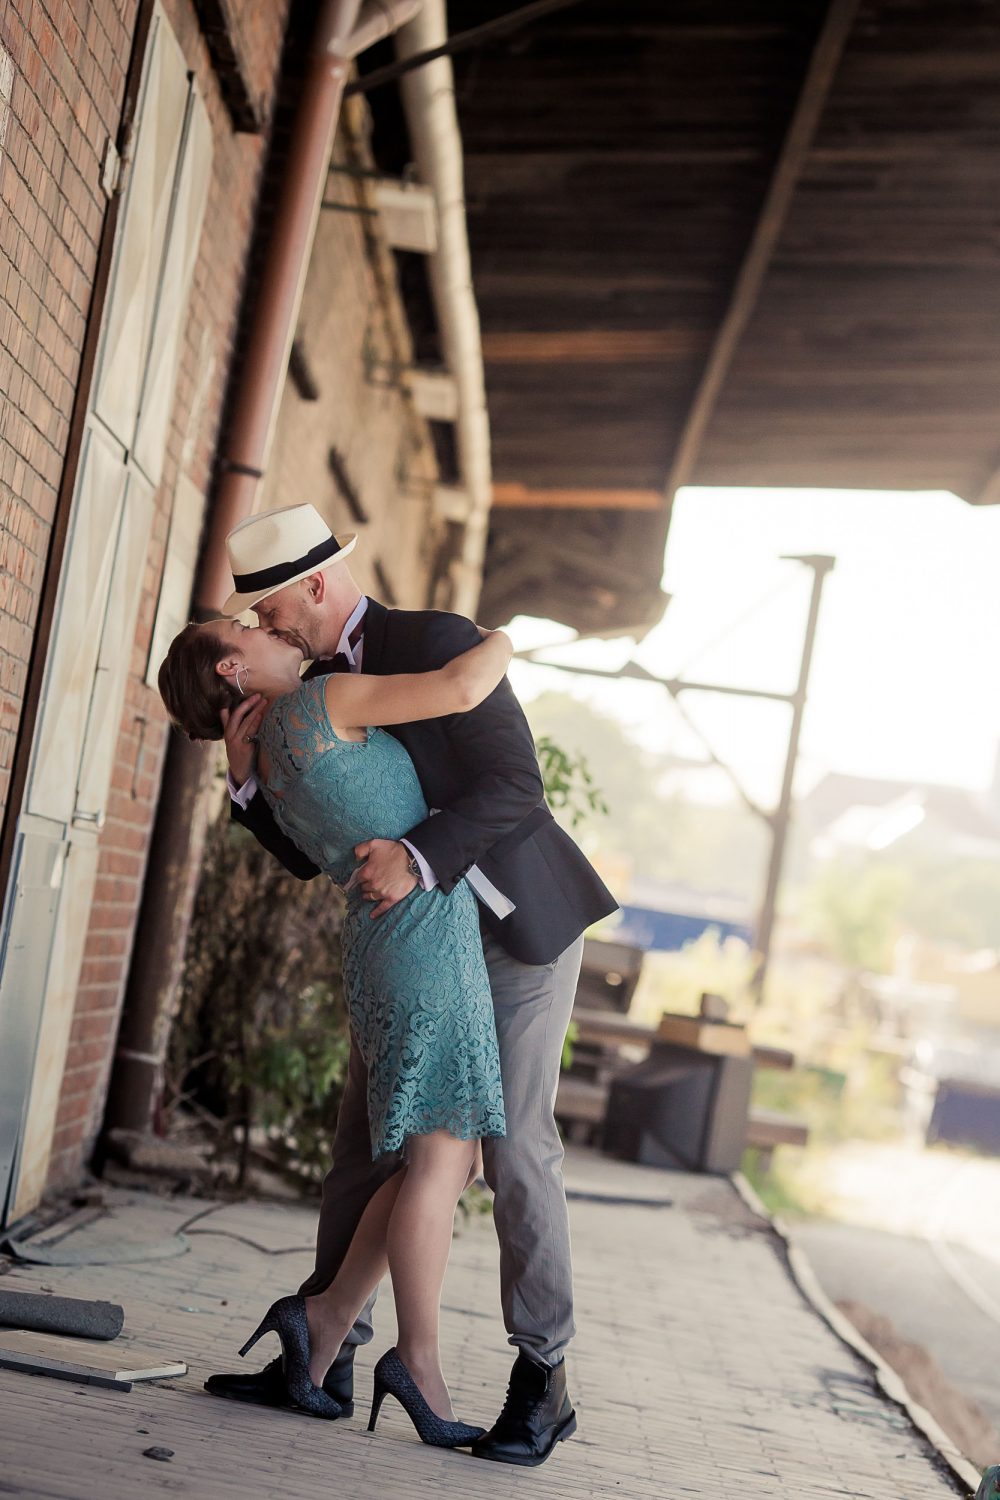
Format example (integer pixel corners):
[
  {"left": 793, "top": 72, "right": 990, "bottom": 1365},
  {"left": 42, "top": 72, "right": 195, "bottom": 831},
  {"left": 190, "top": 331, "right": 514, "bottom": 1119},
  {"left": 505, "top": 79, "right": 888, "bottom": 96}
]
[
  {"left": 235, "top": 1296, "right": 342, "bottom": 1420},
  {"left": 368, "top": 1348, "right": 485, "bottom": 1448},
  {"left": 367, "top": 1378, "right": 389, "bottom": 1432},
  {"left": 238, "top": 1314, "right": 276, "bottom": 1359}
]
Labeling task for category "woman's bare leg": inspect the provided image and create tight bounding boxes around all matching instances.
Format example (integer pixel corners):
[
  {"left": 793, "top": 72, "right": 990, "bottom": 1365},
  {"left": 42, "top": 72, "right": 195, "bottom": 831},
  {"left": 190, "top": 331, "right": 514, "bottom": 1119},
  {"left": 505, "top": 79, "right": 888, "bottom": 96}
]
[
  {"left": 304, "top": 1168, "right": 404, "bottom": 1386},
  {"left": 387, "top": 1131, "right": 478, "bottom": 1420},
  {"left": 304, "top": 1131, "right": 478, "bottom": 1400}
]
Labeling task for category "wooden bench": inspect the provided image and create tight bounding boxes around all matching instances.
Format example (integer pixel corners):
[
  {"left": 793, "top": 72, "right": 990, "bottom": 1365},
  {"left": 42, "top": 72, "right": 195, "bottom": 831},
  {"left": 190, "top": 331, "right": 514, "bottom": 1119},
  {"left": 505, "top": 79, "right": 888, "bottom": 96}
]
[
  {"left": 555, "top": 1076, "right": 609, "bottom": 1140},
  {"left": 556, "top": 1010, "right": 809, "bottom": 1162},
  {"left": 744, "top": 1108, "right": 810, "bottom": 1171}
]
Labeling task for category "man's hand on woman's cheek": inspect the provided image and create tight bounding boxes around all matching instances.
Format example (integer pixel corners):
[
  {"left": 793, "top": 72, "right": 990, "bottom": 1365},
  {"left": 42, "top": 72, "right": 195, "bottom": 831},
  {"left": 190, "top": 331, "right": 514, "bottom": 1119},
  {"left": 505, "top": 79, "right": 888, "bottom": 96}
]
[{"left": 354, "top": 838, "right": 418, "bottom": 919}]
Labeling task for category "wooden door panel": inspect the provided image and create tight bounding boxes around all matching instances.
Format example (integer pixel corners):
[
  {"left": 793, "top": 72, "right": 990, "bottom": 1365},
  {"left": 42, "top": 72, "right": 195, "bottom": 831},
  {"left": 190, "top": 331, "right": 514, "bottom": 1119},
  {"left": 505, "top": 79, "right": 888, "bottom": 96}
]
[
  {"left": 134, "top": 87, "right": 212, "bottom": 484},
  {"left": 92, "top": 14, "right": 189, "bottom": 448},
  {"left": 146, "top": 471, "right": 204, "bottom": 686},
  {"left": 10, "top": 834, "right": 100, "bottom": 1220},
  {"left": 75, "top": 472, "right": 155, "bottom": 824},
  {"left": 0, "top": 831, "right": 62, "bottom": 1222},
  {"left": 26, "top": 425, "right": 128, "bottom": 825}
]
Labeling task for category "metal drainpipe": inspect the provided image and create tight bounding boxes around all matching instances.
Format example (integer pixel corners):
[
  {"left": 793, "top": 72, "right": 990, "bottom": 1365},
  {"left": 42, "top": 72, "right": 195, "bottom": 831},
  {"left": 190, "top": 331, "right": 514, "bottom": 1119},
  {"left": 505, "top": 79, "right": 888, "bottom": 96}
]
[
  {"left": 394, "top": 1, "right": 493, "bottom": 619},
  {"left": 100, "top": 0, "right": 421, "bottom": 1146},
  {"left": 199, "top": 0, "right": 420, "bottom": 611}
]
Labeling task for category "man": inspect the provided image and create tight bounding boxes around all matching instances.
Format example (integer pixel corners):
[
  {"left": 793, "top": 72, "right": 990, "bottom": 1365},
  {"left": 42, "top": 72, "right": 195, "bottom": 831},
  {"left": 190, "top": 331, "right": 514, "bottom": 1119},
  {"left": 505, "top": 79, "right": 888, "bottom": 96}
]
[{"left": 205, "top": 503, "right": 617, "bottom": 1466}]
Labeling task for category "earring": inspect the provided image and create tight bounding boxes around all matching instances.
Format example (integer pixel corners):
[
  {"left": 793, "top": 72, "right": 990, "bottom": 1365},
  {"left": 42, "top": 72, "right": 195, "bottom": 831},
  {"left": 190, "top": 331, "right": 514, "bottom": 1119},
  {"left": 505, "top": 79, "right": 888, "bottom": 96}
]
[{"left": 235, "top": 665, "right": 249, "bottom": 697}]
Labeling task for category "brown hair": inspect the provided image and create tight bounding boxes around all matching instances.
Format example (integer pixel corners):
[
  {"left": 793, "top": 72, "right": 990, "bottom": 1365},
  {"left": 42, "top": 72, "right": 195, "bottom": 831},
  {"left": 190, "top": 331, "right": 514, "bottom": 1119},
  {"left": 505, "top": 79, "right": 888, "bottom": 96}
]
[{"left": 157, "top": 622, "right": 241, "bottom": 741}]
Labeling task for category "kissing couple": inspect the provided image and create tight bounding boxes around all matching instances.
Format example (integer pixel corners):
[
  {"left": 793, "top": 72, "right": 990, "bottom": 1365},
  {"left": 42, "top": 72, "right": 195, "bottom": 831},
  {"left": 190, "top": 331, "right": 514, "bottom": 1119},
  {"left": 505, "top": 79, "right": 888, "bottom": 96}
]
[{"left": 158, "top": 503, "right": 616, "bottom": 1464}]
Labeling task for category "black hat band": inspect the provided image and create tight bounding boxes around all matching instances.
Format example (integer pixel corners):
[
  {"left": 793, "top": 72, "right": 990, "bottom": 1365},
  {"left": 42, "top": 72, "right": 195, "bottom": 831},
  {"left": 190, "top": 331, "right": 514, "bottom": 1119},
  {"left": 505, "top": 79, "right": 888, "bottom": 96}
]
[{"left": 232, "top": 534, "right": 342, "bottom": 594}]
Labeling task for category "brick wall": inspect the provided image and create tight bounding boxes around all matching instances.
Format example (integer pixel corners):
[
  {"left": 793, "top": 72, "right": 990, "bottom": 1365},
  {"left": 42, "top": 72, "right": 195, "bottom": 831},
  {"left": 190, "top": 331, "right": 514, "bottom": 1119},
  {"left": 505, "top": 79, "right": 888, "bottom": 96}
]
[
  {"left": 2, "top": 1, "right": 446, "bottom": 1197},
  {"left": 0, "top": 0, "right": 127, "bottom": 821},
  {"left": 51, "top": 0, "right": 298, "bottom": 1190},
  {"left": 0, "top": 0, "right": 291, "bottom": 1193}
]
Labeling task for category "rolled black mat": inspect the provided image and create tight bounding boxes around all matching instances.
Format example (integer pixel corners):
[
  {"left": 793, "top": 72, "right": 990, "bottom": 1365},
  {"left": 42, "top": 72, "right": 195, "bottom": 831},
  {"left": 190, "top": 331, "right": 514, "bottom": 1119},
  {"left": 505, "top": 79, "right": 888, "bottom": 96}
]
[{"left": 0, "top": 1289, "right": 124, "bottom": 1341}]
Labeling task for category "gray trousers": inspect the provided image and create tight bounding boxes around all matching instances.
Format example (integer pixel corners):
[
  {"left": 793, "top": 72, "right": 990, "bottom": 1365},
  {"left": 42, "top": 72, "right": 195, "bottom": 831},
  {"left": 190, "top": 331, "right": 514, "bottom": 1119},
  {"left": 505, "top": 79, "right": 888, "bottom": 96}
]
[{"left": 298, "top": 924, "right": 583, "bottom": 1368}]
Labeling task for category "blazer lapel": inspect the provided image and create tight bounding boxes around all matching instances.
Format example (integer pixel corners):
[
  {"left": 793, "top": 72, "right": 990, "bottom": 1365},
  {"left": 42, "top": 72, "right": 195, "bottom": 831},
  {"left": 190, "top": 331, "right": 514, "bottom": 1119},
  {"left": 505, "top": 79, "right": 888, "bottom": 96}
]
[{"left": 360, "top": 596, "right": 389, "bottom": 675}]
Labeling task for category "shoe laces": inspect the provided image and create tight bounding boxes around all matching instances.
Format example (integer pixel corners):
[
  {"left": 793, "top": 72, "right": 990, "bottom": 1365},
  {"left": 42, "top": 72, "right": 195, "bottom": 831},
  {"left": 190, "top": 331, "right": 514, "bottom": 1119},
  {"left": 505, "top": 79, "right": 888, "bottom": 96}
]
[{"left": 496, "top": 1365, "right": 547, "bottom": 1425}]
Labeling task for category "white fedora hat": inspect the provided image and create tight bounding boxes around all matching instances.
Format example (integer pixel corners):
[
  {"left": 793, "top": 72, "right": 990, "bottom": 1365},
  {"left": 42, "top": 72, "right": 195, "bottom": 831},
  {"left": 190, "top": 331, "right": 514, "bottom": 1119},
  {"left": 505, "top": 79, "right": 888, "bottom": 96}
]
[{"left": 222, "top": 504, "right": 358, "bottom": 616}]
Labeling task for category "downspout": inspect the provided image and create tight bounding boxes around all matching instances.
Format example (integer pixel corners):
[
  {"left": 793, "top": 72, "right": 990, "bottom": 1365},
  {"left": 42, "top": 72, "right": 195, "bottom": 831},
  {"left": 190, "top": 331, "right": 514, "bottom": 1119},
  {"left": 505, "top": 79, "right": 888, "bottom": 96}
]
[
  {"left": 101, "top": 0, "right": 420, "bottom": 1145},
  {"left": 395, "top": 2, "right": 493, "bottom": 619},
  {"left": 199, "top": 0, "right": 422, "bottom": 610}
]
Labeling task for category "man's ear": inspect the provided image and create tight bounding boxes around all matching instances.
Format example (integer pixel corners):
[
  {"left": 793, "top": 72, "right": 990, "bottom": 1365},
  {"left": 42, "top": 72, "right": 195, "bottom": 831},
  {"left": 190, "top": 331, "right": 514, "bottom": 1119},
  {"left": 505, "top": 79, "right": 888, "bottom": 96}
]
[{"left": 305, "top": 571, "right": 326, "bottom": 603}]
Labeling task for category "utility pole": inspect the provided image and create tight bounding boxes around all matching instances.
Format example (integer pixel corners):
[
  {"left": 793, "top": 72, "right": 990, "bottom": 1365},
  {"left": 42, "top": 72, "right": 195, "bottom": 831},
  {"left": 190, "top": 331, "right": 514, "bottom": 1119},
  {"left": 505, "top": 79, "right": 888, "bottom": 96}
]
[
  {"left": 518, "top": 552, "right": 836, "bottom": 1008},
  {"left": 750, "top": 554, "right": 835, "bottom": 1003}
]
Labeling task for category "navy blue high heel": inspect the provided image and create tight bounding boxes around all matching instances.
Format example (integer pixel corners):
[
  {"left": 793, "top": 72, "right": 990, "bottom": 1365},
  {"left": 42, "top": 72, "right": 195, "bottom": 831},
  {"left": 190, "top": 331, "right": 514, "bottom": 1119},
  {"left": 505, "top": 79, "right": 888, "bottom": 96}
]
[
  {"left": 238, "top": 1295, "right": 343, "bottom": 1419},
  {"left": 368, "top": 1347, "right": 485, "bottom": 1447}
]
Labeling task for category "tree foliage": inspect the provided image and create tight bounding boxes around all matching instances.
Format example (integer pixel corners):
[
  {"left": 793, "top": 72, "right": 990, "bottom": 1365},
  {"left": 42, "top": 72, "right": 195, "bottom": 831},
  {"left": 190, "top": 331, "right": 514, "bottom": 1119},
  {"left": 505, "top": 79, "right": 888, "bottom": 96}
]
[
  {"left": 800, "top": 858, "right": 910, "bottom": 971},
  {"left": 524, "top": 691, "right": 768, "bottom": 899},
  {"left": 166, "top": 806, "right": 350, "bottom": 1186}
]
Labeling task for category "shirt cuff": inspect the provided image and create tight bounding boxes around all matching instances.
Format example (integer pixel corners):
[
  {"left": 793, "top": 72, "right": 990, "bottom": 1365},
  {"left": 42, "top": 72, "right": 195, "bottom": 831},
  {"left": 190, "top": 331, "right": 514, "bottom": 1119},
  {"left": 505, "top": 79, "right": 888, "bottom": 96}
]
[
  {"left": 400, "top": 839, "right": 438, "bottom": 891},
  {"left": 227, "top": 770, "right": 258, "bottom": 810}
]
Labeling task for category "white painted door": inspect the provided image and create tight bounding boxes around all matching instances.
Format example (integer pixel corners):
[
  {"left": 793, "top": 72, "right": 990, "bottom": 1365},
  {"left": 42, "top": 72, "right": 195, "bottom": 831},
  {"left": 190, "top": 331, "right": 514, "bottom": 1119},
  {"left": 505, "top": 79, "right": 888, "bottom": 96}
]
[{"left": 0, "top": 8, "right": 212, "bottom": 1223}]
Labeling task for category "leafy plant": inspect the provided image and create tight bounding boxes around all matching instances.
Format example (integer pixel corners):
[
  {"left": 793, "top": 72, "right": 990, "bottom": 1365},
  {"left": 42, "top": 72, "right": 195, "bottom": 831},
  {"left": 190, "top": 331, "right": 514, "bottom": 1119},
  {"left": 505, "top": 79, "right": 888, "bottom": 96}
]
[
  {"left": 561, "top": 1019, "right": 579, "bottom": 1073},
  {"left": 166, "top": 803, "right": 350, "bottom": 1189},
  {"left": 535, "top": 735, "right": 609, "bottom": 827},
  {"left": 242, "top": 984, "right": 353, "bottom": 1179}
]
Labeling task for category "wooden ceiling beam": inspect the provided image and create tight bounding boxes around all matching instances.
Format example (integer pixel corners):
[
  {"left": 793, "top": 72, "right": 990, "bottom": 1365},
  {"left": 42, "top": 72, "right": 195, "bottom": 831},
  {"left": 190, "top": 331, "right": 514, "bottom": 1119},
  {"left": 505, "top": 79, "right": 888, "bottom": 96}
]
[
  {"left": 662, "top": 0, "right": 861, "bottom": 508},
  {"left": 492, "top": 483, "right": 663, "bottom": 510},
  {"left": 482, "top": 330, "right": 707, "bottom": 363}
]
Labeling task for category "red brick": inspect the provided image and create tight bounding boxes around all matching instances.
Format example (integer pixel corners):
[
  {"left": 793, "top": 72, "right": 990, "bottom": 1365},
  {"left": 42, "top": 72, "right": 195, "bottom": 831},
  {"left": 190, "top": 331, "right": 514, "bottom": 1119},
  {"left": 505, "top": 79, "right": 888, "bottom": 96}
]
[
  {"left": 49, "top": 1121, "right": 88, "bottom": 1157},
  {"left": 53, "top": 1089, "right": 95, "bottom": 1128},
  {"left": 62, "top": 1038, "right": 111, "bottom": 1070},
  {"left": 70, "top": 1009, "right": 120, "bottom": 1044}
]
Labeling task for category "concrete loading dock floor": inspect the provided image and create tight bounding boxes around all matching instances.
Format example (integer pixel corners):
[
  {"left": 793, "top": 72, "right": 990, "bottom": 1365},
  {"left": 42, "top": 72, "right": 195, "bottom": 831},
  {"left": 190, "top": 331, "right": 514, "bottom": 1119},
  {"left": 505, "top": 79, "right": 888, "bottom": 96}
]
[{"left": 0, "top": 1149, "right": 978, "bottom": 1499}]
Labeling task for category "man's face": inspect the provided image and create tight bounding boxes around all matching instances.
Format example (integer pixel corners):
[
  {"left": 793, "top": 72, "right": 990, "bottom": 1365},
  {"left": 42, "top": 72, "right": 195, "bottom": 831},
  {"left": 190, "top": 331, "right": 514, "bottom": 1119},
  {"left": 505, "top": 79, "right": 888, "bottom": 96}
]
[{"left": 253, "top": 581, "right": 316, "bottom": 658}]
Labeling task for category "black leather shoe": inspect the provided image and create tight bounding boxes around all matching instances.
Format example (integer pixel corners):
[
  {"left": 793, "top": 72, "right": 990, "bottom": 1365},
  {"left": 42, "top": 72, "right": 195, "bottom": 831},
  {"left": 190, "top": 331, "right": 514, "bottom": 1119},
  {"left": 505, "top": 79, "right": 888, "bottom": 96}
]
[
  {"left": 471, "top": 1352, "right": 576, "bottom": 1467},
  {"left": 204, "top": 1344, "right": 355, "bottom": 1416}
]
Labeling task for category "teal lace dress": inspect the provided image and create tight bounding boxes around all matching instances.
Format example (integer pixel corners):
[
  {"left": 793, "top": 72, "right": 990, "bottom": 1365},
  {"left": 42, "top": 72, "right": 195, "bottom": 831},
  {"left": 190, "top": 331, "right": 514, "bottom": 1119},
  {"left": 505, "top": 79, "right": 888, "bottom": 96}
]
[{"left": 255, "top": 676, "right": 506, "bottom": 1160}]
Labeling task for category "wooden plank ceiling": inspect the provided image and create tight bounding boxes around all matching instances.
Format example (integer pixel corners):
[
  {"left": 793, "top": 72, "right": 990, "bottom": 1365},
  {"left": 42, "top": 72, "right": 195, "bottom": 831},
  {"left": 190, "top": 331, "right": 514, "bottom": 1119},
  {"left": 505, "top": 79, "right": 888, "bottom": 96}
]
[{"left": 364, "top": 1, "right": 1000, "bottom": 632}]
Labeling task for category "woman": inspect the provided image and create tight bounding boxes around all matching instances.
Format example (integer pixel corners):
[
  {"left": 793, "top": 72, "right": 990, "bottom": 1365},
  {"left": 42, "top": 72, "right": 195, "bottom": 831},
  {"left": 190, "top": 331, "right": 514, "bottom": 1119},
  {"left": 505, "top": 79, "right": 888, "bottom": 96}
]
[{"left": 158, "top": 617, "right": 514, "bottom": 1444}]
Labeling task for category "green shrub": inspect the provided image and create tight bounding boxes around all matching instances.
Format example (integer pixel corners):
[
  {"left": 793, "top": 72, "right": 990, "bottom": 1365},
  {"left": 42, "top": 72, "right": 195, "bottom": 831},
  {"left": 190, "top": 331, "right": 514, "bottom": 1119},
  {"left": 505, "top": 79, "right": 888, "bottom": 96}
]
[{"left": 166, "top": 805, "right": 349, "bottom": 1188}]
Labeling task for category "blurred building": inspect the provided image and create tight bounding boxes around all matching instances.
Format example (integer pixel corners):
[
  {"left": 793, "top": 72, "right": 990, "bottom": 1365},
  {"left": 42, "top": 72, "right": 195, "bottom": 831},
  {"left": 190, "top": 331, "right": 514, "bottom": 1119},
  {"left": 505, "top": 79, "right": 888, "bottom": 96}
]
[
  {"left": 803, "top": 768, "right": 1000, "bottom": 861},
  {"left": 900, "top": 940, "right": 1000, "bottom": 1033}
]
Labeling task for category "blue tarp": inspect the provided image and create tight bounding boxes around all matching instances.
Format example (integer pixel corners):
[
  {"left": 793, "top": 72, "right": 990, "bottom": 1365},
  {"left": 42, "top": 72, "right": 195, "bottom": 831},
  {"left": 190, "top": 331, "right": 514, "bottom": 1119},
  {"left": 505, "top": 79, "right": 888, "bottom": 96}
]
[
  {"left": 928, "top": 1080, "right": 1000, "bottom": 1155},
  {"left": 612, "top": 905, "right": 753, "bottom": 953}
]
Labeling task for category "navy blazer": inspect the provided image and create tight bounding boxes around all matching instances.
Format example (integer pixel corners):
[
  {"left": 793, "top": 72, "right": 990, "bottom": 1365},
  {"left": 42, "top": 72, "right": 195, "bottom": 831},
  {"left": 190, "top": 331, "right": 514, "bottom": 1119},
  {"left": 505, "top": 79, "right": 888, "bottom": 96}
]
[{"left": 232, "top": 600, "right": 617, "bottom": 965}]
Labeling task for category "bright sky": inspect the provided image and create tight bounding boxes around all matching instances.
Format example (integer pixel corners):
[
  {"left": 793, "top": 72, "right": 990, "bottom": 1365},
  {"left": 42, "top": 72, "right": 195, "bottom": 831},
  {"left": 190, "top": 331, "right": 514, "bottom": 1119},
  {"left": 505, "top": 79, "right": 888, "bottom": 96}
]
[{"left": 508, "top": 487, "right": 1000, "bottom": 811}]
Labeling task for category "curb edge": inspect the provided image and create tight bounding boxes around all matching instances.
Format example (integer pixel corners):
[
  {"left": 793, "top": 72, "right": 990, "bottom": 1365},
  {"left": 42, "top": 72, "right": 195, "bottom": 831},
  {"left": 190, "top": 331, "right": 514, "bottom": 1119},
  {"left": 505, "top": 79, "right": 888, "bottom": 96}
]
[{"left": 730, "top": 1169, "right": 981, "bottom": 1497}]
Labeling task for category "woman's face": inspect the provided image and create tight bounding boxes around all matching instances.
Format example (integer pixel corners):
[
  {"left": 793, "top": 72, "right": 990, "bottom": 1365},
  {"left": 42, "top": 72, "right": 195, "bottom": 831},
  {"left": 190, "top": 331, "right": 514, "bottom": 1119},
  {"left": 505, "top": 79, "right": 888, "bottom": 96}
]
[{"left": 209, "top": 618, "right": 303, "bottom": 693}]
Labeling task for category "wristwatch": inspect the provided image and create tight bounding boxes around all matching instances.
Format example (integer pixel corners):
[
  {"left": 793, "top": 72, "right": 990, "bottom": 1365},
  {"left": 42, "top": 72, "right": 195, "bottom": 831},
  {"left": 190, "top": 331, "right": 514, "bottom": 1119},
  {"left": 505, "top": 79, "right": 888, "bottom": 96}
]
[{"left": 404, "top": 848, "right": 421, "bottom": 878}]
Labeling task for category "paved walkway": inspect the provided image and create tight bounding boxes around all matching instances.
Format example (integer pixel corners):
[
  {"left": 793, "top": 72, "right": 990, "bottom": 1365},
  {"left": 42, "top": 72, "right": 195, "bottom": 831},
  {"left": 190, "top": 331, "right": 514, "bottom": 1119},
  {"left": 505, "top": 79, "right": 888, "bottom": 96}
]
[{"left": 0, "top": 1150, "right": 976, "bottom": 1499}]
